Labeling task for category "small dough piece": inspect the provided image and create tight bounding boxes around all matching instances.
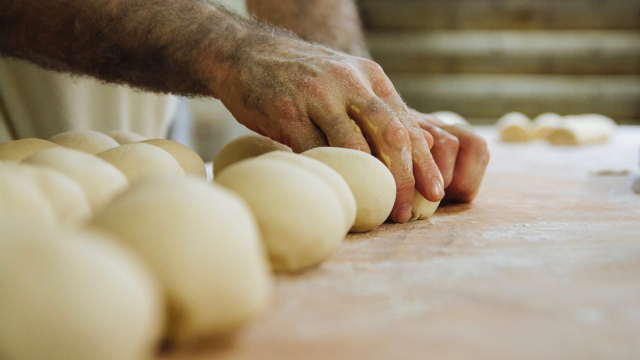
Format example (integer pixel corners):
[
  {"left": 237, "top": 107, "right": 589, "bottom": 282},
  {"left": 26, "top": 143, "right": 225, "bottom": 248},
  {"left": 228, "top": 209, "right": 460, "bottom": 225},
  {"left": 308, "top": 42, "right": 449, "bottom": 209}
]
[
  {"left": 532, "top": 113, "right": 563, "bottom": 140},
  {"left": 548, "top": 114, "right": 616, "bottom": 146},
  {"left": 24, "top": 147, "right": 129, "bottom": 212},
  {"left": 214, "top": 134, "right": 292, "bottom": 177},
  {"left": 216, "top": 158, "right": 347, "bottom": 271},
  {"left": 0, "top": 223, "right": 164, "bottom": 360},
  {"left": 410, "top": 191, "right": 440, "bottom": 221},
  {"left": 430, "top": 111, "right": 469, "bottom": 126},
  {"left": 0, "top": 163, "right": 58, "bottom": 227},
  {"left": 141, "top": 139, "right": 206, "bottom": 179},
  {"left": 259, "top": 151, "right": 357, "bottom": 233},
  {"left": 103, "top": 131, "right": 148, "bottom": 145},
  {"left": 92, "top": 175, "right": 271, "bottom": 343},
  {"left": 302, "top": 147, "right": 396, "bottom": 233},
  {"left": 497, "top": 112, "right": 533, "bottom": 142},
  {"left": 0, "top": 138, "right": 61, "bottom": 162},
  {"left": 0, "top": 163, "right": 92, "bottom": 225},
  {"left": 97, "top": 143, "right": 184, "bottom": 183},
  {"left": 50, "top": 130, "right": 120, "bottom": 154}
]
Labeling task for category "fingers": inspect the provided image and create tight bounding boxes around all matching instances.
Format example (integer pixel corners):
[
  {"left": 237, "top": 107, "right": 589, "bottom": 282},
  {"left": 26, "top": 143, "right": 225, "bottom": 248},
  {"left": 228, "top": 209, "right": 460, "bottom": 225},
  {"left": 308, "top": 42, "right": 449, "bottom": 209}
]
[
  {"left": 307, "top": 106, "right": 372, "bottom": 154},
  {"left": 414, "top": 119, "right": 459, "bottom": 188},
  {"left": 422, "top": 129, "right": 434, "bottom": 149}
]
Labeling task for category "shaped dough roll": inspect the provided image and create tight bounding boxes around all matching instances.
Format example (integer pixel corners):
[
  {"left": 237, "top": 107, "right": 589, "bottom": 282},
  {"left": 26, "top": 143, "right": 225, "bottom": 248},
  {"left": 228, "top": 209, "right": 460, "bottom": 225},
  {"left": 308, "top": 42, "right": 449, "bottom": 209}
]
[
  {"left": 213, "top": 134, "right": 292, "bottom": 177},
  {"left": 532, "top": 113, "right": 563, "bottom": 140},
  {"left": 497, "top": 112, "right": 533, "bottom": 142},
  {"left": 142, "top": 139, "right": 206, "bottom": 179},
  {"left": 103, "top": 131, "right": 148, "bottom": 145},
  {"left": 0, "top": 163, "right": 58, "bottom": 227},
  {"left": 0, "top": 138, "right": 61, "bottom": 162},
  {"left": 50, "top": 130, "right": 120, "bottom": 155},
  {"left": 548, "top": 114, "right": 616, "bottom": 146},
  {"left": 410, "top": 191, "right": 440, "bottom": 221},
  {"left": 97, "top": 143, "right": 184, "bottom": 183}
]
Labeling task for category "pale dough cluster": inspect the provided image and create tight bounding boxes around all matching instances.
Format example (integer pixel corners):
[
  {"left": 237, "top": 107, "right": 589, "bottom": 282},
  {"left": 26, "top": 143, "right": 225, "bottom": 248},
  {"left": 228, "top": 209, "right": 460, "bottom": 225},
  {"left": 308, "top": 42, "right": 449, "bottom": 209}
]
[{"left": 497, "top": 112, "right": 616, "bottom": 145}]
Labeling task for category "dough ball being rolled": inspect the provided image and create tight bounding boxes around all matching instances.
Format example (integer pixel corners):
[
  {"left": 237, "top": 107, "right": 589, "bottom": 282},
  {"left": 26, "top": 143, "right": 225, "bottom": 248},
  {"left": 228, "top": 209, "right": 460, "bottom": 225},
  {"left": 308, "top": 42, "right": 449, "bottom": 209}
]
[
  {"left": 0, "top": 138, "right": 61, "bottom": 162},
  {"left": 50, "top": 130, "right": 120, "bottom": 154},
  {"left": 92, "top": 175, "right": 271, "bottom": 344},
  {"left": 259, "top": 151, "right": 357, "bottom": 233},
  {"left": 141, "top": 139, "right": 206, "bottom": 179},
  {"left": 216, "top": 157, "right": 347, "bottom": 272},
  {"left": 410, "top": 191, "right": 440, "bottom": 221},
  {"left": 0, "top": 223, "right": 164, "bottom": 360},
  {"left": 497, "top": 112, "right": 533, "bottom": 142},
  {"left": 213, "top": 134, "right": 292, "bottom": 177},
  {"left": 97, "top": 143, "right": 184, "bottom": 183},
  {"left": 24, "top": 147, "right": 129, "bottom": 212},
  {"left": 430, "top": 111, "right": 469, "bottom": 126},
  {"left": 0, "top": 163, "right": 92, "bottom": 225},
  {"left": 548, "top": 114, "right": 616, "bottom": 145},
  {"left": 103, "top": 131, "right": 148, "bottom": 145},
  {"left": 302, "top": 147, "right": 396, "bottom": 233},
  {"left": 532, "top": 113, "right": 563, "bottom": 140}
]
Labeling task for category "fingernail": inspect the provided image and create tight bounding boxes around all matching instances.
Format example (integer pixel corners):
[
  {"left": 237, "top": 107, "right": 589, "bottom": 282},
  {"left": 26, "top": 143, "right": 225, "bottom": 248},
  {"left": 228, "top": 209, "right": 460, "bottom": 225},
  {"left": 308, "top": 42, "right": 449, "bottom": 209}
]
[
  {"left": 394, "top": 203, "right": 412, "bottom": 224},
  {"left": 429, "top": 178, "right": 445, "bottom": 200}
]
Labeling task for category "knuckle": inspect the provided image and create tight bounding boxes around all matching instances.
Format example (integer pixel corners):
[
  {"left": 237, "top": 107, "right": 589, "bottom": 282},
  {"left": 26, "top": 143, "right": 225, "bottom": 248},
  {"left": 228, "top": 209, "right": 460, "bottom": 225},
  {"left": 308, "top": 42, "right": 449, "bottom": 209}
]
[
  {"left": 383, "top": 123, "right": 410, "bottom": 145},
  {"left": 442, "top": 134, "right": 460, "bottom": 152},
  {"left": 395, "top": 176, "right": 416, "bottom": 199}
]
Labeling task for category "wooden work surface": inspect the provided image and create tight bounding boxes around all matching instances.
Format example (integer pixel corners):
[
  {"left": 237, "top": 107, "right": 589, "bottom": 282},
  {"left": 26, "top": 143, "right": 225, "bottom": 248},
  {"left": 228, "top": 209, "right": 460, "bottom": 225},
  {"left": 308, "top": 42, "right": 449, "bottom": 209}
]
[{"left": 165, "top": 127, "right": 640, "bottom": 360}]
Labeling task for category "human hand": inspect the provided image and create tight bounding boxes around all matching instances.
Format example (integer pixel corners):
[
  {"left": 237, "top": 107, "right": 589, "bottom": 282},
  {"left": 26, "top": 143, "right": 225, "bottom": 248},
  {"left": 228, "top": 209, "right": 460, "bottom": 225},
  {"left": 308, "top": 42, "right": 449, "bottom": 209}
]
[
  {"left": 217, "top": 34, "right": 443, "bottom": 223},
  {"left": 410, "top": 110, "right": 490, "bottom": 203}
]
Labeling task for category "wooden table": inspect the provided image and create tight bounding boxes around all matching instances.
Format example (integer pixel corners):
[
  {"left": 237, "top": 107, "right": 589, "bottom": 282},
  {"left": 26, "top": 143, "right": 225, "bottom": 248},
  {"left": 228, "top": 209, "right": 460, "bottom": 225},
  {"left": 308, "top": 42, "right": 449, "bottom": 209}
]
[{"left": 165, "top": 127, "right": 640, "bottom": 360}]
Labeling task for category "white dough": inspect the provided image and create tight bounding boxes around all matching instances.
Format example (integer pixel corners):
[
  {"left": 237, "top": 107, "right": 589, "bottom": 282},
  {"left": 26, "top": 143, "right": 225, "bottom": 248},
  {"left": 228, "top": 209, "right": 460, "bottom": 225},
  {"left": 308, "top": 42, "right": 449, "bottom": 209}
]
[
  {"left": 548, "top": 114, "right": 616, "bottom": 145},
  {"left": 259, "top": 151, "right": 357, "bottom": 233},
  {"left": 430, "top": 111, "right": 469, "bottom": 126},
  {"left": 0, "top": 138, "right": 61, "bottom": 162},
  {"left": 213, "top": 133, "right": 292, "bottom": 177},
  {"left": 0, "top": 164, "right": 57, "bottom": 227},
  {"left": 50, "top": 130, "right": 120, "bottom": 154},
  {"left": 142, "top": 139, "right": 207, "bottom": 179},
  {"left": 0, "top": 163, "right": 92, "bottom": 225},
  {"left": 0, "top": 222, "right": 164, "bottom": 360},
  {"left": 23, "top": 147, "right": 129, "bottom": 212},
  {"left": 410, "top": 191, "right": 440, "bottom": 221},
  {"left": 103, "top": 131, "right": 148, "bottom": 145},
  {"left": 497, "top": 112, "right": 533, "bottom": 142},
  {"left": 532, "top": 113, "right": 563, "bottom": 140},
  {"left": 97, "top": 143, "right": 184, "bottom": 183},
  {"left": 216, "top": 157, "right": 347, "bottom": 271},
  {"left": 302, "top": 147, "right": 396, "bottom": 233},
  {"left": 92, "top": 175, "right": 272, "bottom": 343}
]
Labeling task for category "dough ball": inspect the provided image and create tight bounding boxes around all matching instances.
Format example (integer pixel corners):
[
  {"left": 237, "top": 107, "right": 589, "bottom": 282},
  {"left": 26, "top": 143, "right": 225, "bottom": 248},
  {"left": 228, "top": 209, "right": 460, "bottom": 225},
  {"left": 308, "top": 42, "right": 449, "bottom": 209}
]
[
  {"left": 0, "top": 163, "right": 92, "bottom": 225},
  {"left": 0, "top": 138, "right": 61, "bottom": 162},
  {"left": 302, "top": 147, "right": 396, "bottom": 233},
  {"left": 430, "top": 111, "right": 469, "bottom": 126},
  {"left": 259, "top": 151, "right": 357, "bottom": 233},
  {"left": 92, "top": 175, "right": 271, "bottom": 343},
  {"left": 103, "top": 131, "right": 148, "bottom": 145},
  {"left": 141, "top": 139, "right": 206, "bottom": 179},
  {"left": 49, "top": 130, "right": 120, "bottom": 154},
  {"left": 23, "top": 147, "right": 129, "bottom": 212},
  {"left": 532, "top": 113, "right": 563, "bottom": 140},
  {"left": 548, "top": 114, "right": 616, "bottom": 146},
  {"left": 410, "top": 191, "right": 440, "bottom": 221},
  {"left": 213, "top": 134, "right": 292, "bottom": 177},
  {"left": 97, "top": 143, "right": 184, "bottom": 183},
  {"left": 0, "top": 223, "right": 164, "bottom": 360},
  {"left": 216, "top": 157, "right": 347, "bottom": 271},
  {"left": 497, "top": 112, "right": 533, "bottom": 142},
  {"left": 0, "top": 163, "right": 57, "bottom": 227}
]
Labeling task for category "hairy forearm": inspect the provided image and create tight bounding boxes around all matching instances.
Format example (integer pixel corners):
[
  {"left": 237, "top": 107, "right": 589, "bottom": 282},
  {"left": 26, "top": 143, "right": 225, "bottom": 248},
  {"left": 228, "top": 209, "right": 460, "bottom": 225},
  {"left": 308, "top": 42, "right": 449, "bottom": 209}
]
[
  {"left": 246, "top": 0, "right": 370, "bottom": 58},
  {"left": 0, "top": 0, "right": 287, "bottom": 98}
]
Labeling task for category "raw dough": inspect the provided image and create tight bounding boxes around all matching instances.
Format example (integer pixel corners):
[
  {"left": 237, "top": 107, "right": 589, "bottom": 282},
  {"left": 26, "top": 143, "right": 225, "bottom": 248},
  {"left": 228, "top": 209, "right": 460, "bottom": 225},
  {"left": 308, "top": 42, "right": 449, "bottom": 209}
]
[
  {"left": 548, "top": 114, "right": 616, "bottom": 145},
  {"left": 92, "top": 175, "right": 271, "bottom": 343},
  {"left": 0, "top": 163, "right": 57, "bottom": 227},
  {"left": 430, "top": 111, "right": 469, "bottom": 126},
  {"left": 0, "top": 138, "right": 61, "bottom": 162},
  {"left": 0, "top": 222, "right": 164, "bottom": 360},
  {"left": 0, "top": 163, "right": 92, "bottom": 225},
  {"left": 97, "top": 143, "right": 184, "bottom": 183},
  {"left": 50, "top": 130, "right": 120, "bottom": 154},
  {"left": 103, "top": 131, "right": 148, "bottom": 145},
  {"left": 302, "top": 147, "right": 396, "bottom": 232},
  {"left": 410, "top": 191, "right": 440, "bottom": 221},
  {"left": 259, "top": 151, "right": 357, "bottom": 233},
  {"left": 24, "top": 147, "right": 129, "bottom": 212},
  {"left": 497, "top": 112, "right": 533, "bottom": 142},
  {"left": 216, "top": 157, "right": 347, "bottom": 271},
  {"left": 532, "top": 113, "right": 563, "bottom": 140},
  {"left": 213, "top": 134, "right": 292, "bottom": 177},
  {"left": 142, "top": 139, "right": 206, "bottom": 179}
]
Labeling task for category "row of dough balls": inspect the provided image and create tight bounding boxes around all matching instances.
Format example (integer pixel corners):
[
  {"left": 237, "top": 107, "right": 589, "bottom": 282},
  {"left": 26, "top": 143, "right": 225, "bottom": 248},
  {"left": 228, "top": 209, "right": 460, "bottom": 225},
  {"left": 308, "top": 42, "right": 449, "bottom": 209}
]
[
  {"left": 497, "top": 112, "right": 617, "bottom": 145},
  {"left": 0, "top": 131, "right": 271, "bottom": 359}
]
